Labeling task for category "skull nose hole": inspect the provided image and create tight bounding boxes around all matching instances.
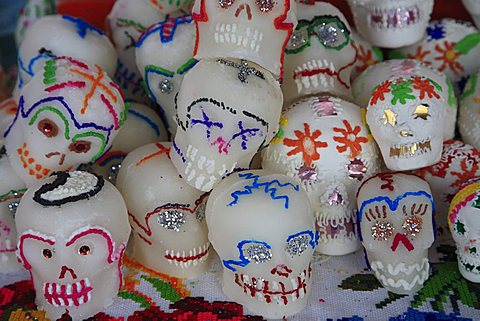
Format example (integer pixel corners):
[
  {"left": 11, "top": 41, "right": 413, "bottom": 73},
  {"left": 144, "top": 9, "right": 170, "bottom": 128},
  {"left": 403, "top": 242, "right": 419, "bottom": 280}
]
[
  {"left": 59, "top": 265, "right": 78, "bottom": 280},
  {"left": 235, "top": 3, "right": 252, "bottom": 20}
]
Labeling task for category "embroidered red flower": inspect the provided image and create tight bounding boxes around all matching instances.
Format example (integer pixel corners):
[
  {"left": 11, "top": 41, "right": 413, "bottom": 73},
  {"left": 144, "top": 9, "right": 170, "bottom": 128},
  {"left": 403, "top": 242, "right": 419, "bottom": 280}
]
[
  {"left": 283, "top": 123, "right": 328, "bottom": 166},
  {"left": 434, "top": 41, "right": 464, "bottom": 74},
  {"left": 412, "top": 76, "right": 440, "bottom": 100},
  {"left": 370, "top": 80, "right": 392, "bottom": 106},
  {"left": 333, "top": 120, "right": 368, "bottom": 159},
  {"left": 355, "top": 44, "right": 377, "bottom": 74}
]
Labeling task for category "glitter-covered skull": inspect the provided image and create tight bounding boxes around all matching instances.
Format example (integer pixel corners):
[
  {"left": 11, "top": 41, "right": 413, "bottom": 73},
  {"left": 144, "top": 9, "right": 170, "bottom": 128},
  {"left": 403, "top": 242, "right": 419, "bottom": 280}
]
[
  {"left": 463, "top": 0, "right": 480, "bottom": 28},
  {"left": 116, "top": 142, "right": 210, "bottom": 278},
  {"left": 206, "top": 170, "right": 317, "bottom": 318},
  {"left": 171, "top": 58, "right": 282, "bottom": 192},
  {"left": 15, "top": 171, "right": 130, "bottom": 321},
  {"left": 4, "top": 57, "right": 126, "bottom": 186},
  {"left": 357, "top": 172, "right": 435, "bottom": 294},
  {"left": 346, "top": 0, "right": 434, "bottom": 48},
  {"left": 282, "top": 2, "right": 357, "bottom": 105},
  {"left": 136, "top": 15, "right": 197, "bottom": 135},
  {"left": 192, "top": 0, "right": 297, "bottom": 77},
  {"left": 91, "top": 102, "right": 167, "bottom": 184},
  {"left": 350, "top": 31, "right": 383, "bottom": 81},
  {"left": 14, "top": 15, "right": 117, "bottom": 101},
  {"left": 449, "top": 178, "right": 480, "bottom": 282},
  {"left": 414, "top": 140, "right": 480, "bottom": 239},
  {"left": 459, "top": 70, "right": 480, "bottom": 150},
  {"left": 262, "top": 96, "right": 381, "bottom": 255}
]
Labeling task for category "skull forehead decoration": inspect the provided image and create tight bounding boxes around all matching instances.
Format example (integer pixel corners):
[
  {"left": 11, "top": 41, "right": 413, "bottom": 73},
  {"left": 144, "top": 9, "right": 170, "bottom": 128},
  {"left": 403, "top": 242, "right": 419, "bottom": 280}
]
[
  {"left": 4, "top": 57, "right": 126, "bottom": 186},
  {"left": 91, "top": 102, "right": 167, "bottom": 184},
  {"left": 192, "top": 0, "right": 297, "bottom": 77},
  {"left": 413, "top": 140, "right": 480, "bottom": 238},
  {"left": 136, "top": 14, "right": 197, "bottom": 135},
  {"left": 116, "top": 142, "right": 210, "bottom": 278},
  {"left": 282, "top": 2, "right": 357, "bottom": 105},
  {"left": 346, "top": 0, "right": 434, "bottom": 48},
  {"left": 206, "top": 170, "right": 316, "bottom": 318},
  {"left": 366, "top": 73, "right": 447, "bottom": 171},
  {"left": 448, "top": 178, "right": 480, "bottom": 282},
  {"left": 15, "top": 171, "right": 130, "bottom": 321},
  {"left": 15, "top": 15, "right": 117, "bottom": 101},
  {"left": 357, "top": 172, "right": 435, "bottom": 294},
  {"left": 463, "top": 0, "right": 480, "bottom": 28},
  {"left": 459, "top": 70, "right": 480, "bottom": 151},
  {"left": 262, "top": 96, "right": 381, "bottom": 256},
  {"left": 170, "top": 58, "right": 283, "bottom": 192}
]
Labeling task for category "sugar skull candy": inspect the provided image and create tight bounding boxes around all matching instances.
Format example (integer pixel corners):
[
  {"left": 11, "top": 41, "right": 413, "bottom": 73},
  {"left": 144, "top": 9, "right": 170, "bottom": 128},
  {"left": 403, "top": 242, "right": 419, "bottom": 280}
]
[
  {"left": 282, "top": 2, "right": 357, "bottom": 105},
  {"left": 15, "top": 15, "right": 117, "bottom": 101},
  {"left": 171, "top": 58, "right": 283, "bottom": 192},
  {"left": 350, "top": 31, "right": 383, "bottom": 81},
  {"left": 148, "top": 0, "right": 194, "bottom": 14},
  {"left": 15, "top": 171, "right": 131, "bottom": 321},
  {"left": 459, "top": 70, "right": 480, "bottom": 150},
  {"left": 262, "top": 96, "right": 381, "bottom": 255},
  {"left": 91, "top": 102, "right": 167, "bottom": 184},
  {"left": 136, "top": 14, "right": 197, "bottom": 135},
  {"left": 366, "top": 74, "right": 447, "bottom": 171},
  {"left": 15, "top": 0, "right": 56, "bottom": 46},
  {"left": 357, "top": 172, "right": 435, "bottom": 294},
  {"left": 4, "top": 57, "right": 126, "bottom": 187},
  {"left": 107, "top": 0, "right": 168, "bottom": 103},
  {"left": 192, "top": 0, "right": 297, "bottom": 77},
  {"left": 396, "top": 19, "right": 480, "bottom": 90},
  {"left": 463, "top": 0, "right": 480, "bottom": 28},
  {"left": 116, "top": 142, "right": 210, "bottom": 278},
  {"left": 353, "top": 59, "right": 457, "bottom": 140},
  {"left": 346, "top": 0, "right": 434, "bottom": 48},
  {"left": 448, "top": 178, "right": 480, "bottom": 282},
  {"left": 414, "top": 140, "right": 480, "bottom": 239},
  {"left": 206, "top": 170, "right": 317, "bottom": 318}
]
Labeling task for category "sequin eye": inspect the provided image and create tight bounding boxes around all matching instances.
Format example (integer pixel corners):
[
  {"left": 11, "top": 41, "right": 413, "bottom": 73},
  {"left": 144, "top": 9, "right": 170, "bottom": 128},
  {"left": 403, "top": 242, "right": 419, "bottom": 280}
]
[
  {"left": 244, "top": 244, "right": 272, "bottom": 264},
  {"left": 79, "top": 245, "right": 91, "bottom": 256},
  {"left": 402, "top": 216, "right": 422, "bottom": 236},
  {"left": 310, "top": 19, "right": 349, "bottom": 49},
  {"left": 256, "top": 0, "right": 275, "bottom": 12},
  {"left": 157, "top": 210, "right": 186, "bottom": 232},
  {"left": 38, "top": 119, "right": 59, "bottom": 138},
  {"left": 69, "top": 140, "right": 91, "bottom": 154},
  {"left": 371, "top": 221, "right": 394, "bottom": 241},
  {"left": 43, "top": 249, "right": 53, "bottom": 259},
  {"left": 195, "top": 203, "right": 206, "bottom": 221},
  {"left": 412, "top": 104, "right": 431, "bottom": 120},
  {"left": 286, "top": 29, "right": 309, "bottom": 52},
  {"left": 286, "top": 234, "right": 310, "bottom": 257},
  {"left": 219, "top": 0, "right": 235, "bottom": 8},
  {"left": 382, "top": 109, "right": 397, "bottom": 127}
]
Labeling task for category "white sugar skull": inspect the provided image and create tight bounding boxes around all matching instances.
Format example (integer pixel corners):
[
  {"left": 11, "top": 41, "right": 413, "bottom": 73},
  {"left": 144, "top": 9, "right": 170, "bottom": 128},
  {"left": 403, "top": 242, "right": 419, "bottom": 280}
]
[
  {"left": 346, "top": 0, "right": 434, "bottom": 48},
  {"left": 448, "top": 178, "right": 480, "bottom": 282},
  {"left": 395, "top": 19, "right": 480, "bottom": 91},
  {"left": 459, "top": 70, "right": 480, "bottom": 150},
  {"left": 357, "top": 172, "right": 435, "bottom": 294},
  {"left": 366, "top": 74, "right": 447, "bottom": 171},
  {"left": 192, "top": 0, "right": 297, "bottom": 77},
  {"left": 136, "top": 15, "right": 197, "bottom": 135},
  {"left": 149, "top": 0, "right": 194, "bottom": 14},
  {"left": 413, "top": 140, "right": 480, "bottom": 239},
  {"left": 4, "top": 57, "right": 126, "bottom": 187},
  {"left": 282, "top": 2, "right": 357, "bottom": 105},
  {"left": 15, "top": 171, "right": 131, "bottom": 321},
  {"left": 91, "top": 102, "right": 167, "bottom": 184},
  {"left": 14, "top": 15, "right": 117, "bottom": 101},
  {"left": 15, "top": 0, "right": 56, "bottom": 46},
  {"left": 262, "top": 96, "right": 381, "bottom": 256},
  {"left": 107, "top": 0, "right": 168, "bottom": 103},
  {"left": 206, "top": 170, "right": 316, "bottom": 318},
  {"left": 353, "top": 59, "right": 457, "bottom": 140},
  {"left": 171, "top": 58, "right": 282, "bottom": 192},
  {"left": 350, "top": 31, "right": 383, "bottom": 81},
  {"left": 463, "top": 0, "right": 480, "bottom": 28},
  {"left": 116, "top": 142, "right": 210, "bottom": 278}
]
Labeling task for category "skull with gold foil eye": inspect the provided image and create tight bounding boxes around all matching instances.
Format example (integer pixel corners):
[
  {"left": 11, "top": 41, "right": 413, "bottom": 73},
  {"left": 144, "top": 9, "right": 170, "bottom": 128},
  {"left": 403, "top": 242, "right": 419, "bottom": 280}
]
[
  {"left": 282, "top": 2, "right": 357, "bottom": 106},
  {"left": 357, "top": 172, "right": 435, "bottom": 295}
]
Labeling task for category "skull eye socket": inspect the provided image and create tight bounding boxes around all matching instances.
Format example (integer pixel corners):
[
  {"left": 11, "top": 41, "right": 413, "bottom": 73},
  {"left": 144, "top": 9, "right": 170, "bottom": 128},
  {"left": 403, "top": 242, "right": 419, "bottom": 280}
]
[
  {"left": 412, "top": 104, "right": 431, "bottom": 120},
  {"left": 69, "top": 140, "right": 91, "bottom": 154},
  {"left": 309, "top": 18, "right": 350, "bottom": 50},
  {"left": 371, "top": 221, "right": 394, "bottom": 241},
  {"left": 157, "top": 210, "right": 186, "bottom": 232},
  {"left": 255, "top": 0, "right": 275, "bottom": 13},
  {"left": 38, "top": 118, "right": 59, "bottom": 138},
  {"left": 285, "top": 234, "right": 311, "bottom": 257},
  {"left": 382, "top": 109, "right": 398, "bottom": 127},
  {"left": 78, "top": 245, "right": 91, "bottom": 256},
  {"left": 42, "top": 248, "right": 53, "bottom": 259},
  {"left": 402, "top": 216, "right": 423, "bottom": 236},
  {"left": 244, "top": 243, "right": 272, "bottom": 264},
  {"left": 285, "top": 28, "right": 309, "bottom": 53},
  {"left": 218, "top": 0, "right": 235, "bottom": 8}
]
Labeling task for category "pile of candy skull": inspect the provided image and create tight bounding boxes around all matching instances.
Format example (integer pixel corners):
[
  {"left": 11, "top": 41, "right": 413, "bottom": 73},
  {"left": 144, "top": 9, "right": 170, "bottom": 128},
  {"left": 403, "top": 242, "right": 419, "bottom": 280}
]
[
  {"left": 14, "top": 15, "right": 117, "bottom": 101},
  {"left": 353, "top": 59, "right": 457, "bottom": 140},
  {"left": 135, "top": 14, "right": 197, "bottom": 135},
  {"left": 448, "top": 177, "right": 480, "bottom": 282},
  {"left": 395, "top": 19, "right": 480, "bottom": 91},
  {"left": 357, "top": 172, "right": 435, "bottom": 295},
  {"left": 116, "top": 142, "right": 210, "bottom": 278},
  {"left": 350, "top": 31, "right": 383, "bottom": 81},
  {"left": 282, "top": 2, "right": 357, "bottom": 105},
  {"left": 170, "top": 58, "right": 282, "bottom": 192},
  {"left": 206, "top": 170, "right": 317, "bottom": 319},
  {"left": 15, "top": 0, "right": 56, "bottom": 46},
  {"left": 15, "top": 171, "right": 130, "bottom": 321},
  {"left": 262, "top": 96, "right": 381, "bottom": 256},
  {"left": 192, "top": 0, "right": 297, "bottom": 77},
  {"left": 91, "top": 102, "right": 167, "bottom": 184},
  {"left": 463, "top": 0, "right": 480, "bottom": 28},
  {"left": 346, "top": 0, "right": 434, "bottom": 48},
  {"left": 413, "top": 140, "right": 480, "bottom": 239},
  {"left": 459, "top": 70, "right": 480, "bottom": 150}
]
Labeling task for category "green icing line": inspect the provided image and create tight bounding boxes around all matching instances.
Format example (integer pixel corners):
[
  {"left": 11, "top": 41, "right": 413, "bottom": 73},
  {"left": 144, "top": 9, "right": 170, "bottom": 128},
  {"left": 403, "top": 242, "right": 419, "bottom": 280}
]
[
  {"left": 28, "top": 106, "right": 71, "bottom": 140},
  {"left": 0, "top": 188, "right": 27, "bottom": 202},
  {"left": 119, "top": 101, "right": 130, "bottom": 127},
  {"left": 177, "top": 58, "right": 197, "bottom": 75},
  {"left": 429, "top": 79, "right": 443, "bottom": 92},
  {"left": 371, "top": 46, "right": 384, "bottom": 62},
  {"left": 391, "top": 80, "right": 415, "bottom": 105},
  {"left": 460, "top": 73, "right": 478, "bottom": 101},
  {"left": 117, "top": 18, "right": 147, "bottom": 32},
  {"left": 72, "top": 131, "right": 107, "bottom": 162},
  {"left": 454, "top": 33, "right": 480, "bottom": 55},
  {"left": 43, "top": 60, "right": 57, "bottom": 85},
  {"left": 446, "top": 78, "right": 457, "bottom": 107}
]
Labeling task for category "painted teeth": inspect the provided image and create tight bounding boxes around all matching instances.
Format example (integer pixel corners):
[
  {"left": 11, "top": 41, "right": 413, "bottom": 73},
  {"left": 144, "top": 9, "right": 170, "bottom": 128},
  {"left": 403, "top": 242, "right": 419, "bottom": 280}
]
[
  {"left": 370, "top": 259, "right": 430, "bottom": 291},
  {"left": 389, "top": 139, "right": 432, "bottom": 158},
  {"left": 214, "top": 23, "right": 263, "bottom": 53},
  {"left": 368, "top": 5, "right": 421, "bottom": 29},
  {"left": 43, "top": 278, "right": 92, "bottom": 307},
  {"left": 164, "top": 242, "right": 210, "bottom": 269}
]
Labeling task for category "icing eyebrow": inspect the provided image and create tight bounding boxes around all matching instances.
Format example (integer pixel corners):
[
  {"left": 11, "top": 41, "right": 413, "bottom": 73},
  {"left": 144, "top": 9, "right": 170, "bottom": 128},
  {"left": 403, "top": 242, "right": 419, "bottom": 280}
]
[
  {"left": 28, "top": 106, "right": 70, "bottom": 139},
  {"left": 177, "top": 58, "right": 198, "bottom": 75},
  {"left": 72, "top": 131, "right": 107, "bottom": 162},
  {"left": 145, "top": 64, "right": 175, "bottom": 78}
]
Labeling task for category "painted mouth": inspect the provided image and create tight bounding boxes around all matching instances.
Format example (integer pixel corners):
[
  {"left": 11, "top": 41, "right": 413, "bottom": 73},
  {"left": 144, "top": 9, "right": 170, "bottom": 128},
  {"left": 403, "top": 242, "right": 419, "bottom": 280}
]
[
  {"left": 234, "top": 265, "right": 311, "bottom": 305},
  {"left": 43, "top": 278, "right": 93, "bottom": 307},
  {"left": 316, "top": 212, "right": 357, "bottom": 242},
  {"left": 164, "top": 242, "right": 210, "bottom": 269},
  {"left": 370, "top": 258, "right": 429, "bottom": 291},
  {"left": 369, "top": 5, "right": 421, "bottom": 29},
  {"left": 0, "top": 239, "right": 15, "bottom": 253},
  {"left": 293, "top": 59, "right": 338, "bottom": 91},
  {"left": 389, "top": 139, "right": 432, "bottom": 158},
  {"left": 214, "top": 24, "right": 263, "bottom": 53},
  {"left": 459, "top": 254, "right": 480, "bottom": 274}
]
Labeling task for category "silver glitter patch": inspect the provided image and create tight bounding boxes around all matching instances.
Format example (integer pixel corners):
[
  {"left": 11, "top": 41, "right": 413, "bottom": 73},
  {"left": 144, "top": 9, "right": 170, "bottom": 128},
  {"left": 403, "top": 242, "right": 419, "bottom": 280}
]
[
  {"left": 403, "top": 216, "right": 422, "bottom": 236},
  {"left": 256, "top": 0, "right": 275, "bottom": 12},
  {"left": 217, "top": 59, "right": 265, "bottom": 83},
  {"left": 286, "top": 234, "right": 310, "bottom": 256},
  {"left": 316, "top": 23, "right": 339, "bottom": 46},
  {"left": 287, "top": 29, "right": 308, "bottom": 50},
  {"left": 195, "top": 202, "right": 206, "bottom": 221},
  {"left": 371, "top": 221, "right": 394, "bottom": 241},
  {"left": 219, "top": 0, "right": 234, "bottom": 8},
  {"left": 245, "top": 244, "right": 272, "bottom": 264},
  {"left": 8, "top": 201, "right": 19, "bottom": 217},
  {"left": 327, "top": 187, "right": 345, "bottom": 206},
  {"left": 160, "top": 79, "right": 173, "bottom": 94},
  {"left": 157, "top": 210, "right": 185, "bottom": 232}
]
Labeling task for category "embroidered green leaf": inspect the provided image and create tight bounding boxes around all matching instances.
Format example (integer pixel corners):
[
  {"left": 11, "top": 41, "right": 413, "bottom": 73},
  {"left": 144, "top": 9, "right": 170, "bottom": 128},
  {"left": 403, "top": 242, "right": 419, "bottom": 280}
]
[
  {"left": 118, "top": 291, "right": 151, "bottom": 309},
  {"left": 436, "top": 244, "right": 458, "bottom": 263},
  {"left": 375, "top": 291, "right": 406, "bottom": 309},
  {"left": 388, "top": 50, "right": 408, "bottom": 59},
  {"left": 142, "top": 276, "right": 182, "bottom": 303},
  {"left": 339, "top": 273, "right": 382, "bottom": 291},
  {"left": 454, "top": 33, "right": 480, "bottom": 55},
  {"left": 391, "top": 80, "right": 416, "bottom": 105},
  {"left": 460, "top": 73, "right": 478, "bottom": 101}
]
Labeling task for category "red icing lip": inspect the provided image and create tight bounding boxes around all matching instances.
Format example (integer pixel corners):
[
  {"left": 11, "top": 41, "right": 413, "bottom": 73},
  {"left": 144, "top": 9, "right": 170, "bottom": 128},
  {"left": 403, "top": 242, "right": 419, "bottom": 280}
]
[
  {"left": 293, "top": 68, "right": 337, "bottom": 80},
  {"left": 43, "top": 278, "right": 93, "bottom": 307},
  {"left": 164, "top": 243, "right": 210, "bottom": 266}
]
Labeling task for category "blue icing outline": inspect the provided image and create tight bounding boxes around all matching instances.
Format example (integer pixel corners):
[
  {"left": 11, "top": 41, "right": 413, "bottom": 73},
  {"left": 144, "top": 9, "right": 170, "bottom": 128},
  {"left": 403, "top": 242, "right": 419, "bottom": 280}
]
[
  {"left": 136, "top": 14, "right": 193, "bottom": 47},
  {"left": 223, "top": 240, "right": 271, "bottom": 272},
  {"left": 62, "top": 15, "right": 104, "bottom": 38},
  {"left": 286, "top": 230, "right": 319, "bottom": 250},
  {"left": 127, "top": 108, "right": 161, "bottom": 137}
]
